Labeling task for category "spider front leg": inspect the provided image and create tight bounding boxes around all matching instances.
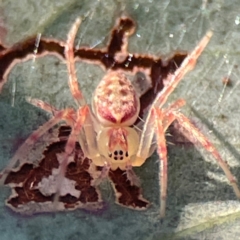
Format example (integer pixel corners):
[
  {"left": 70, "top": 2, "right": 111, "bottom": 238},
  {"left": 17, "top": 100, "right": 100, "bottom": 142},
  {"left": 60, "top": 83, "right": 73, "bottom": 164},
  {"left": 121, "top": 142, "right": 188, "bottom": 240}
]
[
  {"left": 153, "top": 108, "right": 169, "bottom": 218},
  {"left": 151, "top": 101, "right": 188, "bottom": 218},
  {"left": 134, "top": 30, "right": 213, "bottom": 167},
  {"left": 65, "top": 18, "right": 101, "bottom": 163},
  {"left": 65, "top": 18, "right": 86, "bottom": 107},
  {"left": 138, "top": 107, "right": 170, "bottom": 218},
  {"left": 132, "top": 106, "right": 170, "bottom": 218}
]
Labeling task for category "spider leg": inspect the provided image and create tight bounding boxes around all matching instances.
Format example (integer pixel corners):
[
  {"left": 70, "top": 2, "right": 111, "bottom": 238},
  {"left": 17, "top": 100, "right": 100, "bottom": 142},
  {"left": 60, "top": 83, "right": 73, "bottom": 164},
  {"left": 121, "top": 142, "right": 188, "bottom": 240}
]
[
  {"left": 153, "top": 30, "right": 213, "bottom": 109},
  {"left": 152, "top": 107, "right": 169, "bottom": 218},
  {"left": 135, "top": 99, "right": 186, "bottom": 164},
  {"left": 125, "top": 164, "right": 141, "bottom": 187},
  {"left": 26, "top": 97, "right": 77, "bottom": 130},
  {"left": 53, "top": 106, "right": 89, "bottom": 206},
  {"left": 26, "top": 97, "right": 59, "bottom": 115},
  {"left": 171, "top": 111, "right": 240, "bottom": 198},
  {"left": 154, "top": 100, "right": 187, "bottom": 218},
  {"left": 133, "top": 105, "right": 174, "bottom": 217},
  {"left": 162, "top": 99, "right": 186, "bottom": 131},
  {"left": 151, "top": 102, "right": 240, "bottom": 217},
  {"left": 136, "top": 31, "right": 212, "bottom": 163},
  {"left": 93, "top": 162, "right": 111, "bottom": 186},
  {"left": 26, "top": 94, "right": 90, "bottom": 207},
  {"left": 0, "top": 108, "right": 76, "bottom": 185},
  {"left": 64, "top": 18, "right": 100, "bottom": 161},
  {"left": 143, "top": 99, "right": 187, "bottom": 165},
  {"left": 65, "top": 18, "right": 86, "bottom": 107}
]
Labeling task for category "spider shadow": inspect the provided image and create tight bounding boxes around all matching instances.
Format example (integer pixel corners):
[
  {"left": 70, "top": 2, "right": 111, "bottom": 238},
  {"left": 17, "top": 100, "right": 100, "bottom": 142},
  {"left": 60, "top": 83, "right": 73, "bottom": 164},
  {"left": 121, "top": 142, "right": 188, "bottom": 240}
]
[
  {"left": 190, "top": 105, "right": 240, "bottom": 166},
  {"left": 143, "top": 107, "right": 240, "bottom": 238},
  {"left": 0, "top": 93, "right": 50, "bottom": 160}
]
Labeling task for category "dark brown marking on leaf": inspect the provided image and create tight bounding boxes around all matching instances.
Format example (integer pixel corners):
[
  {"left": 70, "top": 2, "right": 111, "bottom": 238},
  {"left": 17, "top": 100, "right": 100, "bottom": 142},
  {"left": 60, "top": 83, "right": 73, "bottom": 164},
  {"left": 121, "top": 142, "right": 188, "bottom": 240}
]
[
  {"left": 137, "top": 54, "right": 186, "bottom": 120},
  {"left": 0, "top": 16, "right": 187, "bottom": 114},
  {"left": 0, "top": 38, "right": 65, "bottom": 91},
  {"left": 7, "top": 186, "right": 52, "bottom": 208},
  {"left": 107, "top": 17, "right": 135, "bottom": 54},
  {"left": 5, "top": 163, "right": 34, "bottom": 185},
  {"left": 108, "top": 168, "right": 149, "bottom": 209},
  {"left": 0, "top": 44, "right": 6, "bottom": 52},
  {"left": 4, "top": 126, "right": 101, "bottom": 213}
]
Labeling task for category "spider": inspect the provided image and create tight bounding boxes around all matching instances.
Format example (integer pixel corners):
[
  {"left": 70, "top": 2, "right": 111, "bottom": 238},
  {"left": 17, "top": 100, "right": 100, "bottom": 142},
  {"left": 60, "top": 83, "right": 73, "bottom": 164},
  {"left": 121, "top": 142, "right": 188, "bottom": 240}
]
[{"left": 1, "top": 18, "right": 240, "bottom": 218}]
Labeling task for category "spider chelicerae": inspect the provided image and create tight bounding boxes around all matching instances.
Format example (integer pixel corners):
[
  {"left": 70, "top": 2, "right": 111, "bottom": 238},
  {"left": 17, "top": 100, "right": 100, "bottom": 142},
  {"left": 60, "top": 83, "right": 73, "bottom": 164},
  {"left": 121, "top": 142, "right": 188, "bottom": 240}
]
[{"left": 1, "top": 18, "right": 240, "bottom": 218}]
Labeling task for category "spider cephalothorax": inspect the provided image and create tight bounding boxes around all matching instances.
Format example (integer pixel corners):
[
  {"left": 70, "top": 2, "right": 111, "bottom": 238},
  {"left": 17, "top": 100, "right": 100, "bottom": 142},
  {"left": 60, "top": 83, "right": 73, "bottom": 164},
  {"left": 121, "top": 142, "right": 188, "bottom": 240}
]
[{"left": 97, "top": 126, "right": 139, "bottom": 170}]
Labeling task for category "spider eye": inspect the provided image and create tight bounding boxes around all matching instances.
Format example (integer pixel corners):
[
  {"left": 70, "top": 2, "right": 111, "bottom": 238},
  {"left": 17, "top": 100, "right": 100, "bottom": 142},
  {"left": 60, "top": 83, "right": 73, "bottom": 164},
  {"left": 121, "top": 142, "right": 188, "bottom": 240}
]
[
  {"left": 111, "top": 150, "right": 128, "bottom": 160},
  {"left": 109, "top": 150, "right": 129, "bottom": 161}
]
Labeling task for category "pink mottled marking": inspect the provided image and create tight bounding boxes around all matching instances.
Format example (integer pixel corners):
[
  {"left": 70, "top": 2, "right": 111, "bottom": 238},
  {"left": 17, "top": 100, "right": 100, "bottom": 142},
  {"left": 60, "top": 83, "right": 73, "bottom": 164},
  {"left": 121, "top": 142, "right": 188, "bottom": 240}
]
[
  {"left": 93, "top": 71, "right": 140, "bottom": 126},
  {"left": 108, "top": 127, "right": 128, "bottom": 152}
]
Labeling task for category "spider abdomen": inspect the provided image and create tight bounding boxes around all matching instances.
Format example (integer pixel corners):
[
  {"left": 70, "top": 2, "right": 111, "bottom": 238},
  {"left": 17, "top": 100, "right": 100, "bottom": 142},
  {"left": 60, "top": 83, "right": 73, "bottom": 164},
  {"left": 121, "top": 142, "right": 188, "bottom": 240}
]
[{"left": 92, "top": 71, "right": 140, "bottom": 126}]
